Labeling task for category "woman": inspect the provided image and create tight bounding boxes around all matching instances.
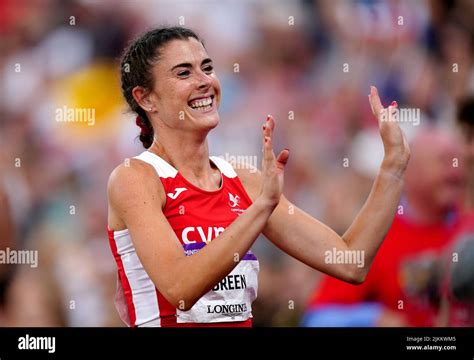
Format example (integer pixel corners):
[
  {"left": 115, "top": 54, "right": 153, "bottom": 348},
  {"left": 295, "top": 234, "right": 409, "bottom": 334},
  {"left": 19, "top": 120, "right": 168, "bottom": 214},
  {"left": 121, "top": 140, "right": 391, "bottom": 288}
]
[{"left": 107, "top": 27, "right": 410, "bottom": 327}]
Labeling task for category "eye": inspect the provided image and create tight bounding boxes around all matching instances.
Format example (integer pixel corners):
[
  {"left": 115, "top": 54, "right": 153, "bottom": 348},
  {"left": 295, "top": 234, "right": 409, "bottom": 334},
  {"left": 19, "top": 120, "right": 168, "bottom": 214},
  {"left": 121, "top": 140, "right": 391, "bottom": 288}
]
[
  {"left": 203, "top": 65, "right": 214, "bottom": 74},
  {"left": 177, "top": 70, "right": 190, "bottom": 78}
]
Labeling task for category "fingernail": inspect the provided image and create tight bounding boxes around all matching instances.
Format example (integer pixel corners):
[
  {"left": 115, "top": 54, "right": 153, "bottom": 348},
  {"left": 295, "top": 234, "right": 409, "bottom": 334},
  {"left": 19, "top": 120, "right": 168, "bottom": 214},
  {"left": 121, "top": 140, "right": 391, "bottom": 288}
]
[
  {"left": 266, "top": 115, "right": 271, "bottom": 121},
  {"left": 263, "top": 124, "right": 266, "bottom": 130},
  {"left": 284, "top": 148, "right": 289, "bottom": 151},
  {"left": 391, "top": 101, "right": 397, "bottom": 106},
  {"left": 264, "top": 136, "right": 269, "bottom": 143}
]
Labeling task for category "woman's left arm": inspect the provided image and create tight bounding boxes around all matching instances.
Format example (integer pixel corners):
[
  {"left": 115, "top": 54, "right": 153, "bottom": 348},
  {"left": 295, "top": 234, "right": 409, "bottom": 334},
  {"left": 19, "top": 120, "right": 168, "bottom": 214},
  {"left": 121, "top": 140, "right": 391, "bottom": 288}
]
[{"left": 238, "top": 86, "right": 410, "bottom": 284}]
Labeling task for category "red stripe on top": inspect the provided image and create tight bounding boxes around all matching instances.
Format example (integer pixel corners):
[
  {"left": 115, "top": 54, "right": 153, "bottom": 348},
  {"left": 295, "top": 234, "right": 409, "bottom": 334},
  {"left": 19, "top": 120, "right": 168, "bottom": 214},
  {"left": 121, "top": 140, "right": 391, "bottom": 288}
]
[
  {"left": 108, "top": 227, "right": 137, "bottom": 327},
  {"left": 155, "top": 288, "right": 177, "bottom": 326}
]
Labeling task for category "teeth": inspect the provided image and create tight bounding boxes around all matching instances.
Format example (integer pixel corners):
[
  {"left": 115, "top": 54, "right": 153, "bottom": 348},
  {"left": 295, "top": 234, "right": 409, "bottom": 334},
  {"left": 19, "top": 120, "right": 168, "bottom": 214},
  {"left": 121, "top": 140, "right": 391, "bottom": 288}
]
[{"left": 189, "top": 96, "right": 213, "bottom": 110}]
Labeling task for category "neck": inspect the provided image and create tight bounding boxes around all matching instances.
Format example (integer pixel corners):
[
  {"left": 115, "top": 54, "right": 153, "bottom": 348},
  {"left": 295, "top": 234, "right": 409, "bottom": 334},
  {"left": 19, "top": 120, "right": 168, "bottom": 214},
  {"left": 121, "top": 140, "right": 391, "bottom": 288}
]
[{"left": 148, "top": 126, "right": 219, "bottom": 191}]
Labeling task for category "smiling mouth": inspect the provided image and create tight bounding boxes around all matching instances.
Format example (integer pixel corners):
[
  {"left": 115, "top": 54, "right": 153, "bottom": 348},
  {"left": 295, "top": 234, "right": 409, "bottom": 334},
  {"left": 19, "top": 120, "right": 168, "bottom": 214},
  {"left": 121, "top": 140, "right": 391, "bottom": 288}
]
[{"left": 187, "top": 95, "right": 215, "bottom": 112}]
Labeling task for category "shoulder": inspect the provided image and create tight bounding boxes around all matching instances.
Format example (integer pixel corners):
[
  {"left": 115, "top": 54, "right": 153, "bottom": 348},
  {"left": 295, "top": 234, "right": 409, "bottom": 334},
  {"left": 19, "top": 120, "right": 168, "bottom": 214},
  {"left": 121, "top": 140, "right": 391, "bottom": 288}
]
[{"left": 107, "top": 158, "right": 166, "bottom": 210}]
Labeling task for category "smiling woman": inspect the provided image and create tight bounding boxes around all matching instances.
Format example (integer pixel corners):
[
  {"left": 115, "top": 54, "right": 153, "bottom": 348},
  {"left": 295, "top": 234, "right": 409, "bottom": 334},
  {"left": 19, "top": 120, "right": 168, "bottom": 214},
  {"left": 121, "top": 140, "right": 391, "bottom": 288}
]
[
  {"left": 120, "top": 27, "right": 220, "bottom": 149},
  {"left": 107, "top": 26, "right": 410, "bottom": 327}
]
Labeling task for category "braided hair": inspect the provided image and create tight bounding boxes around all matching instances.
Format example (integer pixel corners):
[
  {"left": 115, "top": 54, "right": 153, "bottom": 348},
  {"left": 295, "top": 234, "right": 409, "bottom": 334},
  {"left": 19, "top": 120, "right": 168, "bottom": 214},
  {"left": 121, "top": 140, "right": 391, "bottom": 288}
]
[{"left": 120, "top": 27, "right": 201, "bottom": 148}]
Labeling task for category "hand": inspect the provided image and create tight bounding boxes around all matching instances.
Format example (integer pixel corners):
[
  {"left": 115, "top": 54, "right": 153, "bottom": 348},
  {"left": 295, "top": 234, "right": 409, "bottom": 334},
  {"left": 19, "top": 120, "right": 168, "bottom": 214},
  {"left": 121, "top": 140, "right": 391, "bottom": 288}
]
[
  {"left": 368, "top": 86, "right": 411, "bottom": 177},
  {"left": 259, "top": 115, "right": 289, "bottom": 207}
]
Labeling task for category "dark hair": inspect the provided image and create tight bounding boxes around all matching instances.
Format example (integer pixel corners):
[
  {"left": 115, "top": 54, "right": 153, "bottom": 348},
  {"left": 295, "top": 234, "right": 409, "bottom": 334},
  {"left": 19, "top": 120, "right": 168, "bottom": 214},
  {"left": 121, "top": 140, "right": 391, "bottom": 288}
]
[
  {"left": 457, "top": 96, "right": 474, "bottom": 142},
  {"left": 457, "top": 96, "right": 474, "bottom": 127},
  {"left": 120, "top": 26, "right": 201, "bottom": 148}
]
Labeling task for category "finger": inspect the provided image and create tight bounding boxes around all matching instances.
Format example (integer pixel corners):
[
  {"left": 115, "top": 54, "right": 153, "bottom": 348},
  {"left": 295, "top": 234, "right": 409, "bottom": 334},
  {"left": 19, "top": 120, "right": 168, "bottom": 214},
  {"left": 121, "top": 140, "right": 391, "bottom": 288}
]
[
  {"left": 276, "top": 148, "right": 289, "bottom": 170},
  {"left": 389, "top": 101, "right": 398, "bottom": 115},
  {"left": 263, "top": 135, "right": 276, "bottom": 166},
  {"left": 378, "top": 102, "right": 398, "bottom": 125},
  {"left": 368, "top": 86, "right": 384, "bottom": 117},
  {"left": 387, "top": 105, "right": 392, "bottom": 122},
  {"left": 263, "top": 114, "right": 275, "bottom": 139},
  {"left": 262, "top": 117, "right": 267, "bottom": 154},
  {"left": 266, "top": 114, "right": 275, "bottom": 136}
]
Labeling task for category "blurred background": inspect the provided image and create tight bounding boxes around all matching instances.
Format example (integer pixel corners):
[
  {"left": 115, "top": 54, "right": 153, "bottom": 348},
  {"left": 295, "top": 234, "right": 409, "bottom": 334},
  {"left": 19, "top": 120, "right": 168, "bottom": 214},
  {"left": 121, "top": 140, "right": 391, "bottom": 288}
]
[{"left": 0, "top": 0, "right": 473, "bottom": 327}]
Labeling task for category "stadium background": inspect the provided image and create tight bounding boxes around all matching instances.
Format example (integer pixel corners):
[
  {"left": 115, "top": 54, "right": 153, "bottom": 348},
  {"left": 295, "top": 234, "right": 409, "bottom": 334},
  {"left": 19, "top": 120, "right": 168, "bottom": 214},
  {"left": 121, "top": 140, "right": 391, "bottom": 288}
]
[{"left": 0, "top": 0, "right": 473, "bottom": 326}]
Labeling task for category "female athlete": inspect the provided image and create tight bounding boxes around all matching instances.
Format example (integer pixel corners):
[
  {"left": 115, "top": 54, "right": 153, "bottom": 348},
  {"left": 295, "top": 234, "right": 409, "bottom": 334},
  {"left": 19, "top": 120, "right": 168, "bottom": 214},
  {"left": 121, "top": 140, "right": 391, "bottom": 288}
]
[{"left": 107, "top": 27, "right": 410, "bottom": 327}]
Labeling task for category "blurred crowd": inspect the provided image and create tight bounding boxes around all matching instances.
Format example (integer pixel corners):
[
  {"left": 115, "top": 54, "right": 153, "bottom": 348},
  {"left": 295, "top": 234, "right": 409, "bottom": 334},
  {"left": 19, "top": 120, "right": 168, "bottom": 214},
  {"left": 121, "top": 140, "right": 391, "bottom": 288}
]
[{"left": 0, "top": 0, "right": 473, "bottom": 326}]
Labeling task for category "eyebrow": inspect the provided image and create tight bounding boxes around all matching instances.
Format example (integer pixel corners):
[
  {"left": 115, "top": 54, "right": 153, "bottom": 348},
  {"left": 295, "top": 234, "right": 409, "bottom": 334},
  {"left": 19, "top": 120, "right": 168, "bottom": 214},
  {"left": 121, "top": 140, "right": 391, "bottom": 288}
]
[{"left": 170, "top": 58, "right": 213, "bottom": 72}]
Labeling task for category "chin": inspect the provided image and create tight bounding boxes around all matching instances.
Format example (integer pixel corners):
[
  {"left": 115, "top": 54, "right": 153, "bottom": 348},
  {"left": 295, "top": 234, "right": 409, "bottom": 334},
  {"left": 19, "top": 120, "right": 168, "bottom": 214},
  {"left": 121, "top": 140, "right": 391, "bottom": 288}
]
[
  {"left": 201, "top": 113, "right": 220, "bottom": 130},
  {"left": 186, "top": 93, "right": 221, "bottom": 129},
  {"left": 186, "top": 108, "right": 220, "bottom": 131}
]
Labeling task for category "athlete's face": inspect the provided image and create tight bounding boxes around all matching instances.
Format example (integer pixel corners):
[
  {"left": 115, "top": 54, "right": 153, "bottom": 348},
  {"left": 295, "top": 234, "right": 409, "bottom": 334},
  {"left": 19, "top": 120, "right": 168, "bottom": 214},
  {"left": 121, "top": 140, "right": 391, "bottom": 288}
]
[{"left": 150, "top": 38, "right": 221, "bottom": 132}]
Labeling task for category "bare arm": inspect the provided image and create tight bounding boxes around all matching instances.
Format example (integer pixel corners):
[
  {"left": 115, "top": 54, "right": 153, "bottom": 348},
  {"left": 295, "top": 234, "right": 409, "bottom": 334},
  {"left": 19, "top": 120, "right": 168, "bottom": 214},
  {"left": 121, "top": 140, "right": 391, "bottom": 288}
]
[
  {"left": 237, "top": 86, "right": 410, "bottom": 284},
  {"left": 107, "top": 117, "right": 289, "bottom": 311}
]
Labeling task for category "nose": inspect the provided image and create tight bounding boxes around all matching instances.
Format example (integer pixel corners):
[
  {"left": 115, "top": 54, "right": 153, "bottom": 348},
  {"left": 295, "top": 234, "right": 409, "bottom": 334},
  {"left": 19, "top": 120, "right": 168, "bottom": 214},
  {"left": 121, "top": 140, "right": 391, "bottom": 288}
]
[{"left": 197, "top": 70, "right": 212, "bottom": 90}]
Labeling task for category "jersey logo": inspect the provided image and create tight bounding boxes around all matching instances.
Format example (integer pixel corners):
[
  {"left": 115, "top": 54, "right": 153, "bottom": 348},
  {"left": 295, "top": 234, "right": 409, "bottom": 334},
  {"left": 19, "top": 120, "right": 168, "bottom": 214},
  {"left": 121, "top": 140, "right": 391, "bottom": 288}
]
[
  {"left": 228, "top": 193, "right": 240, "bottom": 207},
  {"left": 167, "top": 187, "right": 188, "bottom": 199}
]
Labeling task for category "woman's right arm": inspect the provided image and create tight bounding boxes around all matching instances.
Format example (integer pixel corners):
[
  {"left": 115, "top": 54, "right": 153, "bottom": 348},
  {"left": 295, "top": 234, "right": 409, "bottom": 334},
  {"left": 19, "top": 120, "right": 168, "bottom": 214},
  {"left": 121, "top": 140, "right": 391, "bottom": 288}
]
[{"left": 107, "top": 118, "right": 289, "bottom": 311}]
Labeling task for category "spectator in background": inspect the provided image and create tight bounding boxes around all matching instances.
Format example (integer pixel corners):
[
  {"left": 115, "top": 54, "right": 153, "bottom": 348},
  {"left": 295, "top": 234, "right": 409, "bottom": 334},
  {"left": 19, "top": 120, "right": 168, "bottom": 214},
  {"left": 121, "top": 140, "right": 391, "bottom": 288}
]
[
  {"left": 436, "top": 96, "right": 474, "bottom": 326},
  {"left": 302, "top": 126, "right": 467, "bottom": 327},
  {"left": 457, "top": 97, "right": 474, "bottom": 210},
  {"left": 0, "top": 0, "right": 473, "bottom": 327},
  {"left": 0, "top": 181, "right": 15, "bottom": 325}
]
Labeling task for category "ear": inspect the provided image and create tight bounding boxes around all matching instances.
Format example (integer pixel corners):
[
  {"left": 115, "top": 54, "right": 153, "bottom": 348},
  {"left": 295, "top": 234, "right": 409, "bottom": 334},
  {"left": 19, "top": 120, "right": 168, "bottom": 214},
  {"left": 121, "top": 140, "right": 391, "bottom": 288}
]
[{"left": 132, "top": 86, "right": 156, "bottom": 112}]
